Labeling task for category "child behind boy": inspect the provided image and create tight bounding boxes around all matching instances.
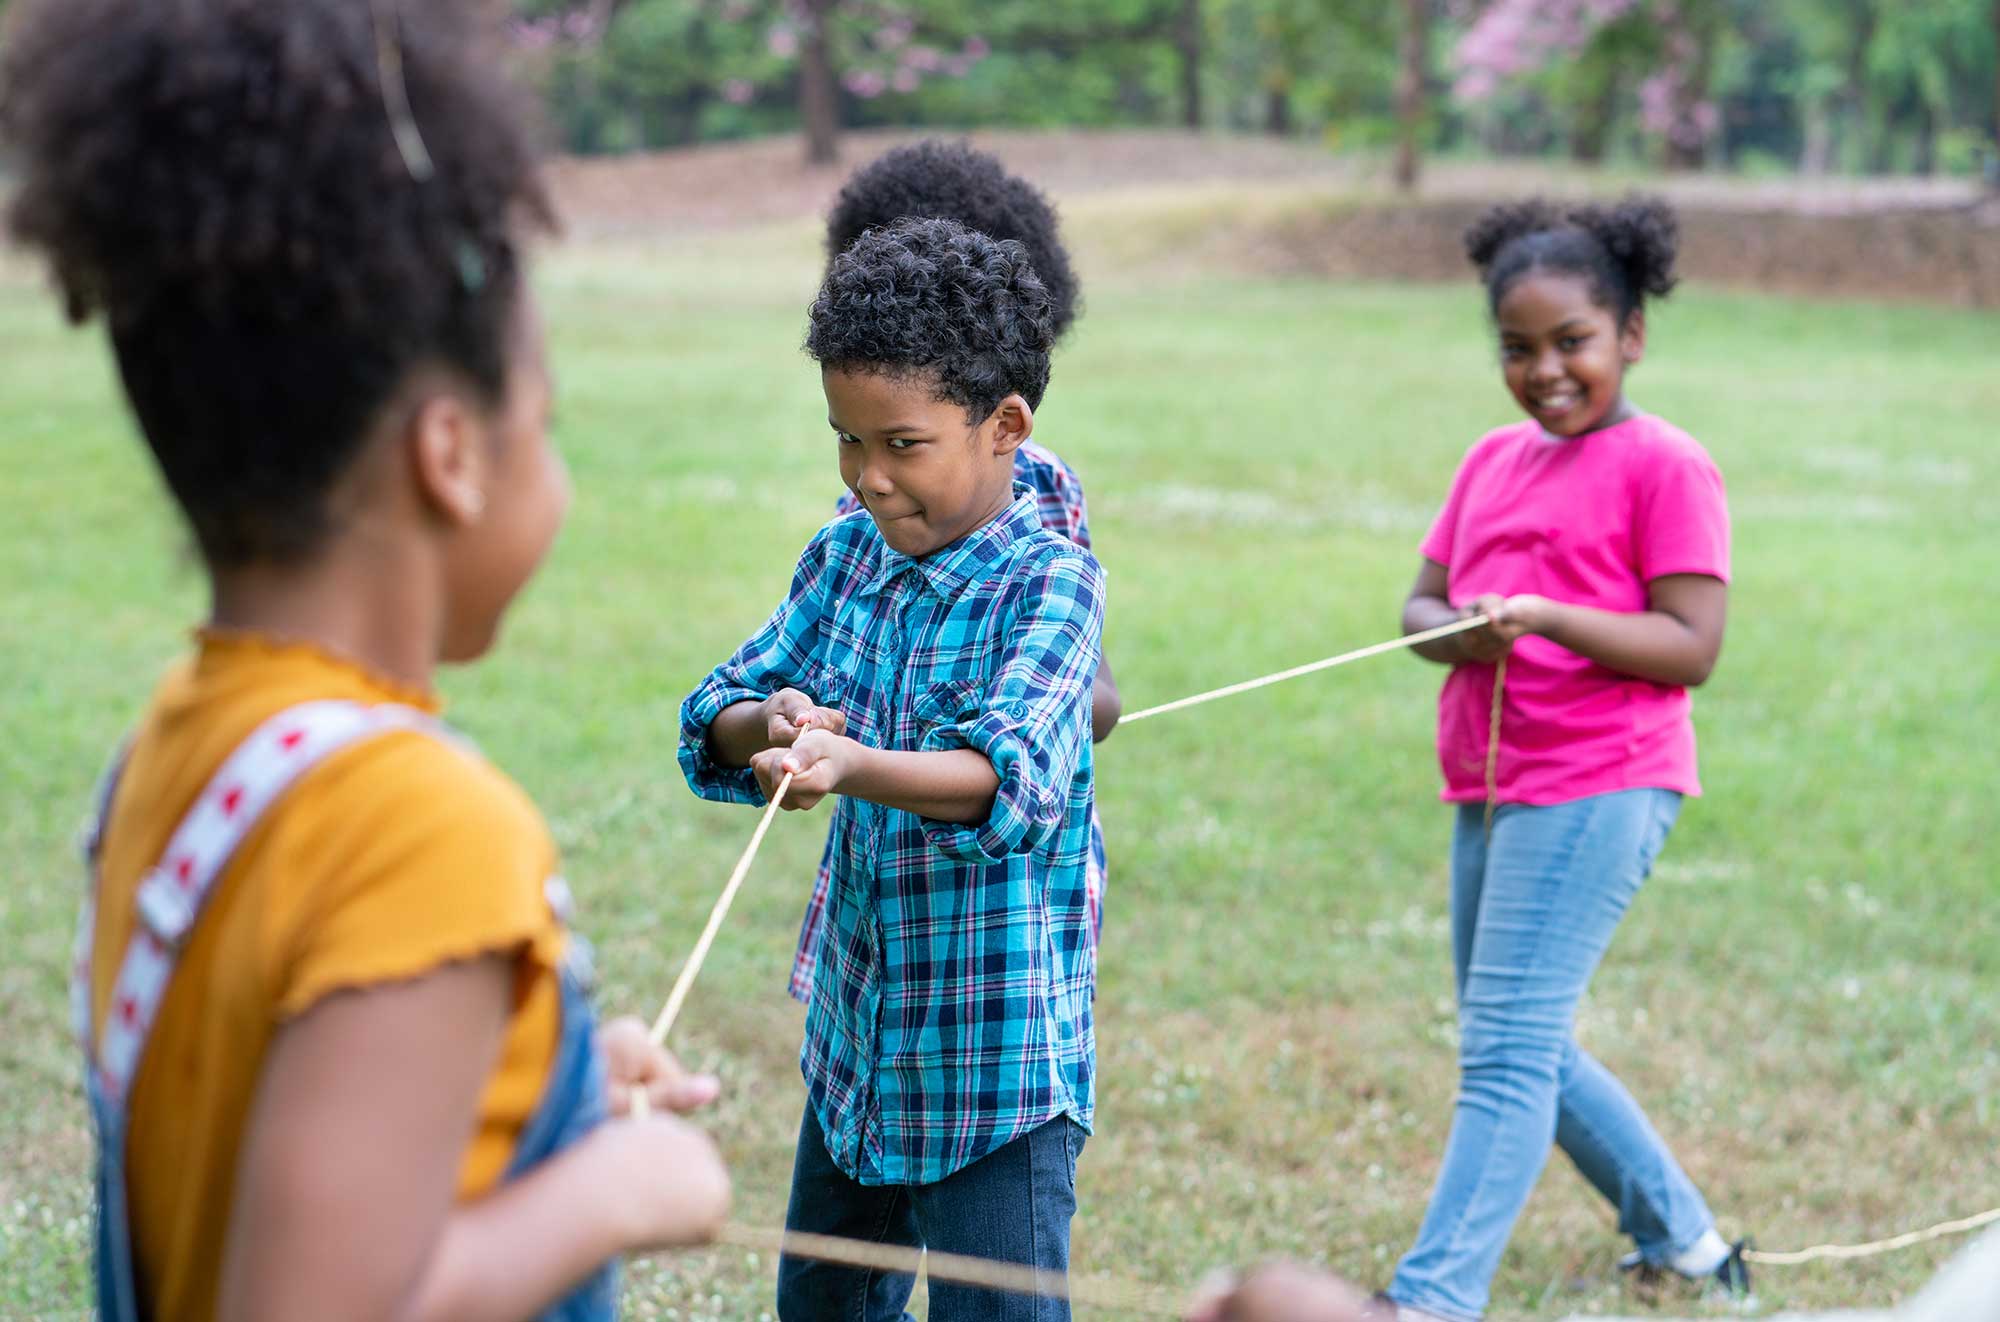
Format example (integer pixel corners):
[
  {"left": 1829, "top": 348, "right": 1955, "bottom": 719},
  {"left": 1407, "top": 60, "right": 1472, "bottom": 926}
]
[
  {"left": 787, "top": 139, "right": 1120, "bottom": 1009},
  {"left": 679, "top": 217, "right": 1103, "bottom": 1322},
  {"left": 4, "top": 1, "right": 728, "bottom": 1317}
]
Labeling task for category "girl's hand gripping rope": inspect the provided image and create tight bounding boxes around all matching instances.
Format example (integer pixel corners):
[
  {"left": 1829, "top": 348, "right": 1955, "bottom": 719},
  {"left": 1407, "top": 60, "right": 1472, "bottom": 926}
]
[{"left": 598, "top": 1016, "right": 721, "bottom": 1117}]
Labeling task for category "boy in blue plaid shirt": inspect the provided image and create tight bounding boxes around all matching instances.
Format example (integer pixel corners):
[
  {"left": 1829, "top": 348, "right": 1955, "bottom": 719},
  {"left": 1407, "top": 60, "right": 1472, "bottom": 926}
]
[
  {"left": 678, "top": 217, "right": 1102, "bottom": 1322},
  {"left": 791, "top": 140, "right": 1121, "bottom": 1008}
]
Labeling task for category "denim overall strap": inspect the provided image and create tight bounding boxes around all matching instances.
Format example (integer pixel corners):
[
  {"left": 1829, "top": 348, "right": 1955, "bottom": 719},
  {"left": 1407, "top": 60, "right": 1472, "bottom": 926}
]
[
  {"left": 502, "top": 927, "right": 619, "bottom": 1322},
  {"left": 73, "top": 700, "right": 436, "bottom": 1322}
]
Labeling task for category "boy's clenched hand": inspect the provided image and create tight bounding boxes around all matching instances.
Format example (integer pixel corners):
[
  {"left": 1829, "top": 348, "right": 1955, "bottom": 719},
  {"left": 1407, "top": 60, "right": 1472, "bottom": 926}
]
[
  {"left": 750, "top": 727, "right": 857, "bottom": 812},
  {"left": 759, "top": 688, "right": 846, "bottom": 747}
]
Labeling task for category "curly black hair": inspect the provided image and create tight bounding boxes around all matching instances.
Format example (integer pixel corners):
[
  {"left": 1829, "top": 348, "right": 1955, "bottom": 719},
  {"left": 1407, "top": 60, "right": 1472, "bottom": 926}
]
[
  {"left": 825, "top": 139, "right": 1080, "bottom": 342},
  {"left": 805, "top": 217, "right": 1055, "bottom": 423},
  {"left": 1, "top": 0, "right": 553, "bottom": 567},
  {"left": 1465, "top": 194, "right": 1680, "bottom": 325}
]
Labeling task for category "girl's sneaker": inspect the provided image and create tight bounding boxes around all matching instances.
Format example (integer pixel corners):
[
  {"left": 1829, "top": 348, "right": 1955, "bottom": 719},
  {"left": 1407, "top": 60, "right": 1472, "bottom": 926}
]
[
  {"left": 1368, "top": 1292, "right": 1461, "bottom": 1322},
  {"left": 1619, "top": 1239, "right": 1755, "bottom": 1302}
]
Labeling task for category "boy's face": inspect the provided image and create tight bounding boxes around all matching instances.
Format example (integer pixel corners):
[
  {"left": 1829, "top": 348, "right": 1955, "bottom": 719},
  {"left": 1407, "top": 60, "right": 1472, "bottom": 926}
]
[
  {"left": 826, "top": 368, "right": 1029, "bottom": 558},
  {"left": 1495, "top": 270, "right": 1643, "bottom": 437}
]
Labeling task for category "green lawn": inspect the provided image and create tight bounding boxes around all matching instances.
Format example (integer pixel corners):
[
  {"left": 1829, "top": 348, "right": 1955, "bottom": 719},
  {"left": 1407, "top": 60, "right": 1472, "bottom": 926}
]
[{"left": 2, "top": 216, "right": 1995, "bottom": 1321}]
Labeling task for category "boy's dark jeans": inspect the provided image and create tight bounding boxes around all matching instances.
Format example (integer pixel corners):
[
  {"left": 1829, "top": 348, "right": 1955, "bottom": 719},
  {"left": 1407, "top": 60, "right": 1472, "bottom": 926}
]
[{"left": 776, "top": 1105, "right": 1085, "bottom": 1322}]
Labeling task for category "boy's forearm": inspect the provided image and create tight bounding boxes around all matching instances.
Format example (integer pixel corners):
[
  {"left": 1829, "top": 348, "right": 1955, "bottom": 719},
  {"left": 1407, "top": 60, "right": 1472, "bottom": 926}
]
[
  {"left": 1403, "top": 594, "right": 1469, "bottom": 664},
  {"left": 840, "top": 745, "right": 999, "bottom": 825},
  {"left": 705, "top": 699, "right": 771, "bottom": 770}
]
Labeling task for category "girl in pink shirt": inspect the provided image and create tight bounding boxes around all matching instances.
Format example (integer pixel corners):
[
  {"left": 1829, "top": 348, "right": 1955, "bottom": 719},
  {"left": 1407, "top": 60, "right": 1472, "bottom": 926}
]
[{"left": 1384, "top": 197, "right": 1747, "bottom": 1322}]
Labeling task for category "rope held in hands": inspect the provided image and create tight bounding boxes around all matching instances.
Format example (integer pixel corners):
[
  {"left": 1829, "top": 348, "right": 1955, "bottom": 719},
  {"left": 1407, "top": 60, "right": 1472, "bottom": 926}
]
[{"left": 636, "top": 615, "right": 1998, "bottom": 1305}]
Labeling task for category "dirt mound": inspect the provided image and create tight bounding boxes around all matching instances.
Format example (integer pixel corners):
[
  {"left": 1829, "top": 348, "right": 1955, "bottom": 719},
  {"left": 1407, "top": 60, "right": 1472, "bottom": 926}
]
[
  {"left": 547, "top": 131, "right": 1997, "bottom": 305},
  {"left": 1247, "top": 197, "right": 2000, "bottom": 307},
  {"left": 545, "top": 128, "right": 1365, "bottom": 237}
]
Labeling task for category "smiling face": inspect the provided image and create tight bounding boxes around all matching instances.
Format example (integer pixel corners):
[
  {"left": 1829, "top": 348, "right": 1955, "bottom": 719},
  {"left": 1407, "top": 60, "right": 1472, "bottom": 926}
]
[
  {"left": 825, "top": 367, "right": 1028, "bottom": 558},
  {"left": 1495, "top": 269, "right": 1645, "bottom": 437}
]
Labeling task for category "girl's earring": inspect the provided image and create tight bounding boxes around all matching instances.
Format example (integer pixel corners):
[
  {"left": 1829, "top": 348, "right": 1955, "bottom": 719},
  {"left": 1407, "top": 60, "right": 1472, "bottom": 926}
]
[{"left": 466, "top": 489, "right": 487, "bottom": 519}]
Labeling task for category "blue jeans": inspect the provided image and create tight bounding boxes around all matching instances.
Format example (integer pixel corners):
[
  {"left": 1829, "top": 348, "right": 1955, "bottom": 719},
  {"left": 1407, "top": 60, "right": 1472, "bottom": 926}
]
[
  {"left": 777, "top": 1106, "right": 1084, "bottom": 1322},
  {"left": 1389, "top": 789, "right": 1717, "bottom": 1322}
]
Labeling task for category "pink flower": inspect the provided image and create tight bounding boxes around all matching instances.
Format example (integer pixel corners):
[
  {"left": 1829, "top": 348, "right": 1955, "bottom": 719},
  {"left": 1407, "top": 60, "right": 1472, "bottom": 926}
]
[
  {"left": 1637, "top": 70, "right": 1675, "bottom": 135},
  {"left": 963, "top": 35, "right": 989, "bottom": 60},
  {"left": 844, "top": 69, "right": 887, "bottom": 98},
  {"left": 892, "top": 68, "right": 920, "bottom": 93},
  {"left": 1454, "top": 68, "right": 1500, "bottom": 102},
  {"left": 509, "top": 17, "right": 559, "bottom": 51},
  {"left": 768, "top": 25, "right": 799, "bottom": 58},
  {"left": 723, "top": 78, "right": 756, "bottom": 105},
  {"left": 903, "top": 45, "right": 944, "bottom": 73}
]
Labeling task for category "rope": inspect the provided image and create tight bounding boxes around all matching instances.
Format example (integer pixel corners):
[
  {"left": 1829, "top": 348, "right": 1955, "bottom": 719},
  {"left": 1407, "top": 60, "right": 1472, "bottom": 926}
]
[
  {"left": 1483, "top": 651, "right": 1507, "bottom": 839},
  {"left": 630, "top": 770, "right": 792, "bottom": 1119},
  {"left": 633, "top": 616, "right": 1994, "bottom": 1285},
  {"left": 1742, "top": 1206, "right": 2000, "bottom": 1265},
  {"left": 1118, "top": 615, "right": 1491, "bottom": 724},
  {"left": 715, "top": 1222, "right": 1184, "bottom": 1315}
]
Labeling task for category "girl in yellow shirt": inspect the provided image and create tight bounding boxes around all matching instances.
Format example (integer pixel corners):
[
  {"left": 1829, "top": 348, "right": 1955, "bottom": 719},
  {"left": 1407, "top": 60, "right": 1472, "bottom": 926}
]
[{"left": 2, "top": 0, "right": 730, "bottom": 1318}]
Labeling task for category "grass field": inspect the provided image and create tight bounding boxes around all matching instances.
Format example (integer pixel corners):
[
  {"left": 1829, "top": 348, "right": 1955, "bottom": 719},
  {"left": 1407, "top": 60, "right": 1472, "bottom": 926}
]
[{"left": 2, "top": 209, "right": 1996, "bottom": 1321}]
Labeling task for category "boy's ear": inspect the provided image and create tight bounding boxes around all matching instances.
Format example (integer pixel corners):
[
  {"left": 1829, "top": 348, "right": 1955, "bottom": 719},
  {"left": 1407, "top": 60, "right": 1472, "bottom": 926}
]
[
  {"left": 985, "top": 394, "right": 1033, "bottom": 458},
  {"left": 1620, "top": 309, "right": 1647, "bottom": 366},
  {"left": 408, "top": 391, "right": 491, "bottom": 527}
]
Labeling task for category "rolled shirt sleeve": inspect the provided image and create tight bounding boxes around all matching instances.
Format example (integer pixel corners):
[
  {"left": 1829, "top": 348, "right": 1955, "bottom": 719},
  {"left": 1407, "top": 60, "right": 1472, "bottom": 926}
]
[{"left": 917, "top": 551, "right": 1104, "bottom": 862}]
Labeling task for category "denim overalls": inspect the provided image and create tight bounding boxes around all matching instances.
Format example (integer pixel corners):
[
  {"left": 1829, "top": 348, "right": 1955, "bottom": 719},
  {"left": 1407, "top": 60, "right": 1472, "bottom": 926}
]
[{"left": 72, "top": 701, "right": 618, "bottom": 1321}]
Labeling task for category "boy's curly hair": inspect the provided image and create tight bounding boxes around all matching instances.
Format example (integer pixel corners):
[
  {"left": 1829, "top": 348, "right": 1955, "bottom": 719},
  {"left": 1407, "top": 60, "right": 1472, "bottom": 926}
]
[
  {"left": 805, "top": 217, "right": 1055, "bottom": 423},
  {"left": 1, "top": 0, "right": 553, "bottom": 567},
  {"left": 825, "top": 140, "right": 1080, "bottom": 342},
  {"left": 1465, "top": 194, "right": 1680, "bottom": 325}
]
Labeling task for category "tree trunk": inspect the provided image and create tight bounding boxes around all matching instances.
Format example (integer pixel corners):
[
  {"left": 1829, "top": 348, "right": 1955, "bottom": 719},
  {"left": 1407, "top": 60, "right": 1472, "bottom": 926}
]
[
  {"left": 1834, "top": 3, "right": 1878, "bottom": 172},
  {"left": 1394, "top": 0, "right": 1427, "bottom": 190},
  {"left": 1661, "top": 4, "right": 1719, "bottom": 171},
  {"left": 1568, "top": 66, "right": 1619, "bottom": 163},
  {"left": 1265, "top": 82, "right": 1292, "bottom": 136},
  {"left": 1991, "top": 0, "right": 2000, "bottom": 185},
  {"left": 800, "top": 0, "right": 839, "bottom": 166},
  {"left": 1801, "top": 98, "right": 1833, "bottom": 174},
  {"left": 1178, "top": 0, "right": 1203, "bottom": 129}
]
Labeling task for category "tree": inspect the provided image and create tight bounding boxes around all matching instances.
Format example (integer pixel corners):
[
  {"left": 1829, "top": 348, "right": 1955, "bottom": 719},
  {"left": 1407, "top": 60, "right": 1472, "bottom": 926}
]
[
  {"left": 1451, "top": 0, "right": 1725, "bottom": 169},
  {"left": 798, "top": 0, "right": 839, "bottom": 162},
  {"left": 1178, "top": 0, "right": 1205, "bottom": 128},
  {"left": 1394, "top": 0, "right": 1429, "bottom": 188}
]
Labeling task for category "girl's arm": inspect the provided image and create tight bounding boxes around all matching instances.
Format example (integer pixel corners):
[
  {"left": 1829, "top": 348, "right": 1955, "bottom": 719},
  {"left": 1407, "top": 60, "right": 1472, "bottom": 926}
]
[
  {"left": 1090, "top": 655, "right": 1122, "bottom": 743},
  {"left": 1498, "top": 573, "right": 1727, "bottom": 687},
  {"left": 1402, "top": 559, "right": 1510, "bottom": 665},
  {"left": 218, "top": 957, "right": 730, "bottom": 1322}
]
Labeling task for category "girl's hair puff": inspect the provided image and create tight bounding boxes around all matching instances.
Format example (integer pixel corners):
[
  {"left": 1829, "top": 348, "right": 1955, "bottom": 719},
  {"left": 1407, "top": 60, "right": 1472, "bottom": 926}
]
[
  {"left": 1, "top": 0, "right": 553, "bottom": 568},
  {"left": 1465, "top": 194, "right": 1680, "bottom": 325}
]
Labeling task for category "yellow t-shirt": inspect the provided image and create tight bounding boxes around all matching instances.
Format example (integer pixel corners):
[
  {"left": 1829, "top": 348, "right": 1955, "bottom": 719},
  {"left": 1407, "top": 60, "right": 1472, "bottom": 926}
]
[{"left": 87, "top": 632, "right": 563, "bottom": 1322}]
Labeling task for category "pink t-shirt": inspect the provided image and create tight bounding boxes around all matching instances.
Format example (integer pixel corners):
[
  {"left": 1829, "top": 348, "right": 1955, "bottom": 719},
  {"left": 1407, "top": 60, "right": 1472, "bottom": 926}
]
[{"left": 1420, "top": 414, "right": 1730, "bottom": 806}]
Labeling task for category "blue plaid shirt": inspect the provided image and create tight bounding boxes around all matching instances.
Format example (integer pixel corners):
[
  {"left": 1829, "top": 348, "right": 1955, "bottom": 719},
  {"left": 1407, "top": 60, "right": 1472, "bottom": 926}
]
[{"left": 679, "top": 485, "right": 1103, "bottom": 1185}]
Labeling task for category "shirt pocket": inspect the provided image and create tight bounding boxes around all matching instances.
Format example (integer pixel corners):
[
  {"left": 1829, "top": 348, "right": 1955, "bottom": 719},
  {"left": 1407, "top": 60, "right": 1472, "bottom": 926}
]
[{"left": 912, "top": 677, "right": 988, "bottom": 745}]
